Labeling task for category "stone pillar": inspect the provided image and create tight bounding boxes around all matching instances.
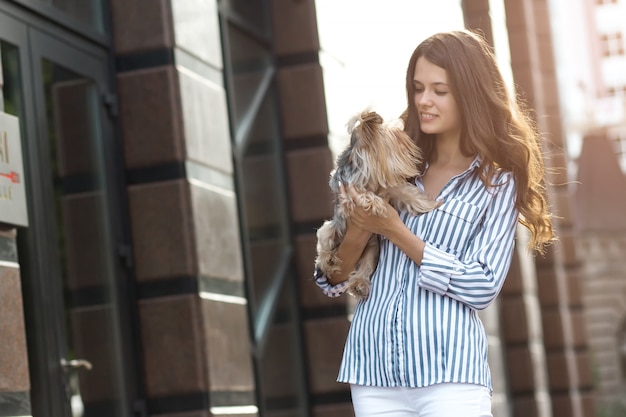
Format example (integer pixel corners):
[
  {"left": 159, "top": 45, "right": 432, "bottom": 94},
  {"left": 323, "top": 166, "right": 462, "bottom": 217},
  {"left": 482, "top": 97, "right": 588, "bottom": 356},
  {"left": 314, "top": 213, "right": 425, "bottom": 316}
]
[
  {"left": 500, "top": 233, "right": 553, "bottom": 417},
  {"left": 0, "top": 52, "right": 31, "bottom": 417},
  {"left": 575, "top": 132, "right": 626, "bottom": 412},
  {"left": 0, "top": 227, "right": 31, "bottom": 417},
  {"left": 109, "top": 0, "right": 255, "bottom": 415},
  {"left": 271, "top": 1, "right": 354, "bottom": 416},
  {"left": 463, "top": 0, "right": 494, "bottom": 45},
  {"left": 503, "top": 0, "right": 595, "bottom": 416}
]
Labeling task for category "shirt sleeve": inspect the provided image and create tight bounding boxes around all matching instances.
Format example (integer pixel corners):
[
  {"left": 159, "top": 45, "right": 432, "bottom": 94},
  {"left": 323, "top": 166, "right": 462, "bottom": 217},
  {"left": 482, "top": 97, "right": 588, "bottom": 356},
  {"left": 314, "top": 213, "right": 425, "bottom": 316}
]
[
  {"left": 313, "top": 267, "right": 350, "bottom": 298},
  {"left": 417, "top": 172, "right": 519, "bottom": 310}
]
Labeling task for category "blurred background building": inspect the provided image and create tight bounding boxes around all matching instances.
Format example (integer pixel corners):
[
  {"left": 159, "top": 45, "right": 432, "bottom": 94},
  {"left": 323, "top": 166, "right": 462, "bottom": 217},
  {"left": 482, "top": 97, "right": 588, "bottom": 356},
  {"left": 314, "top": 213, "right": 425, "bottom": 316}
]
[{"left": 0, "top": 0, "right": 624, "bottom": 417}]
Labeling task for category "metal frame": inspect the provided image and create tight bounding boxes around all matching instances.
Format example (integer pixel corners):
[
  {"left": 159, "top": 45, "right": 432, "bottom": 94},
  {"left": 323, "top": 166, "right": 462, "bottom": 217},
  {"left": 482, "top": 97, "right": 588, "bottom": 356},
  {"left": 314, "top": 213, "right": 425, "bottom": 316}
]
[
  {"left": 218, "top": 0, "right": 311, "bottom": 415},
  {"left": 0, "top": 2, "right": 139, "bottom": 416},
  {"left": 6, "top": 0, "right": 112, "bottom": 45}
]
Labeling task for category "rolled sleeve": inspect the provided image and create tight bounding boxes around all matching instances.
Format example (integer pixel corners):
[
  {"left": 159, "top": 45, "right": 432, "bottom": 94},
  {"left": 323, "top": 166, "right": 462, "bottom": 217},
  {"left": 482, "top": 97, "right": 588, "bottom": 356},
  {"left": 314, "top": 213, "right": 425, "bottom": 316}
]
[
  {"left": 314, "top": 268, "right": 350, "bottom": 298},
  {"left": 415, "top": 171, "right": 518, "bottom": 310},
  {"left": 418, "top": 244, "right": 465, "bottom": 295}
]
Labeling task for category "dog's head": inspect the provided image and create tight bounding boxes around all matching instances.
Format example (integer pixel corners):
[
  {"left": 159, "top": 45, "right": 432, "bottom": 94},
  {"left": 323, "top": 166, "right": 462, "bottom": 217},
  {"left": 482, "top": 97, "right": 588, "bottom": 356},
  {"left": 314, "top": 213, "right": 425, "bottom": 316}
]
[{"left": 334, "top": 110, "right": 423, "bottom": 191}]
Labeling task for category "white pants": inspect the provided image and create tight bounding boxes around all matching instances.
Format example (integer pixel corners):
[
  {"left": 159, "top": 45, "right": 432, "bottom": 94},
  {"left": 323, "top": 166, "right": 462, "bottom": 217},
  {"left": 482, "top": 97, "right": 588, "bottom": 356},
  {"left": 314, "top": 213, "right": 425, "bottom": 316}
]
[{"left": 350, "top": 383, "right": 493, "bottom": 417}]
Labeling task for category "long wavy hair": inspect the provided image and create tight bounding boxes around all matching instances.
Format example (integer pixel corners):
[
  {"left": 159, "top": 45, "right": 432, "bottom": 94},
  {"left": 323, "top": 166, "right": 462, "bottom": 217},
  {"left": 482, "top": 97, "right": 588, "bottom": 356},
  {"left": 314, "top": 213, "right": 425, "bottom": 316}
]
[{"left": 402, "top": 30, "right": 555, "bottom": 252}]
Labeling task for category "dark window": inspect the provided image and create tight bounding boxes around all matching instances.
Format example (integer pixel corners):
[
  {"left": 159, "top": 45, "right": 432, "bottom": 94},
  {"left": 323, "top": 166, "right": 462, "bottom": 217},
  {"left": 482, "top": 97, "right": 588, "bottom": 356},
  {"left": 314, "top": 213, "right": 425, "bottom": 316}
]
[
  {"left": 11, "top": 0, "right": 107, "bottom": 36},
  {"left": 219, "top": 1, "right": 310, "bottom": 416},
  {"left": 600, "top": 32, "right": 625, "bottom": 57}
]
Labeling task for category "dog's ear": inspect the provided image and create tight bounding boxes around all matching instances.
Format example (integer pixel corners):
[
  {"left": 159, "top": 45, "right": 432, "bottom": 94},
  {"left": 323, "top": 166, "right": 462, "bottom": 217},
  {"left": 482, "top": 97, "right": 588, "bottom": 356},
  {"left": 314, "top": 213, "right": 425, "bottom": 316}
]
[
  {"left": 360, "top": 111, "right": 383, "bottom": 126},
  {"left": 346, "top": 110, "right": 383, "bottom": 134},
  {"left": 357, "top": 112, "right": 383, "bottom": 145},
  {"left": 390, "top": 127, "right": 421, "bottom": 158}
]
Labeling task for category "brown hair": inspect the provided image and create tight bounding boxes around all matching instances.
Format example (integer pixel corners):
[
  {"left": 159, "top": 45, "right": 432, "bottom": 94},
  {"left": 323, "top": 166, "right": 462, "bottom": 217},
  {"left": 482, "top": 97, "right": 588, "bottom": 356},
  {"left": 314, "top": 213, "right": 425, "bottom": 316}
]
[{"left": 402, "top": 30, "right": 555, "bottom": 252}]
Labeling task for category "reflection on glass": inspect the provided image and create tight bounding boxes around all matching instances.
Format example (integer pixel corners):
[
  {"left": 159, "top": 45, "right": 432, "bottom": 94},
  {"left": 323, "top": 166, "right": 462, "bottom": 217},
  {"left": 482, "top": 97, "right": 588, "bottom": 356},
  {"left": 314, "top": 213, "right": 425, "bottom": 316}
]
[
  {"left": 224, "top": 5, "right": 308, "bottom": 414},
  {"left": 227, "top": 24, "right": 272, "bottom": 133},
  {"left": 0, "top": 41, "right": 24, "bottom": 118},
  {"left": 257, "top": 280, "right": 308, "bottom": 417},
  {"left": 34, "top": 0, "right": 106, "bottom": 33},
  {"left": 240, "top": 96, "right": 289, "bottom": 318},
  {"left": 228, "top": 0, "right": 270, "bottom": 37},
  {"left": 42, "top": 59, "right": 126, "bottom": 416}
]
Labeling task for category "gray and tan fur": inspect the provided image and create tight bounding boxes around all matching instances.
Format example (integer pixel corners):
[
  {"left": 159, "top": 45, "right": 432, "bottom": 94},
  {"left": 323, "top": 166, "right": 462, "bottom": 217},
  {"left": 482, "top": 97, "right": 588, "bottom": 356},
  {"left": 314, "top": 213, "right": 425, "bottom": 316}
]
[{"left": 315, "top": 110, "right": 438, "bottom": 299}]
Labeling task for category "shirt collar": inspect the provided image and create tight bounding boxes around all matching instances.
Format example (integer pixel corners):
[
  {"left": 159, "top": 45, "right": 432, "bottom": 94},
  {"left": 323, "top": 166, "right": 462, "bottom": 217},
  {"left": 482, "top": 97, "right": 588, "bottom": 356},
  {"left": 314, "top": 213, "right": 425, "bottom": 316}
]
[{"left": 420, "top": 154, "right": 482, "bottom": 177}]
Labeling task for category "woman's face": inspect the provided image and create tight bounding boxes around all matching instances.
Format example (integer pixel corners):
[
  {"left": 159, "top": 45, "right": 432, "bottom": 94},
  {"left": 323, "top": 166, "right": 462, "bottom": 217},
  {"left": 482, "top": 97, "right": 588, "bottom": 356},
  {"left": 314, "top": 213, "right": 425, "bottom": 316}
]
[{"left": 412, "top": 56, "right": 462, "bottom": 141}]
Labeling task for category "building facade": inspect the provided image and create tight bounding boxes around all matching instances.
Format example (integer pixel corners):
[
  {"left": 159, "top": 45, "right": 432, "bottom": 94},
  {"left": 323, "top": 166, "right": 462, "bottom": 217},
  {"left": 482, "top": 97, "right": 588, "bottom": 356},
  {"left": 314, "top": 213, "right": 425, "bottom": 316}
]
[
  {"left": 0, "top": 0, "right": 605, "bottom": 416},
  {"left": 549, "top": 0, "right": 626, "bottom": 413}
]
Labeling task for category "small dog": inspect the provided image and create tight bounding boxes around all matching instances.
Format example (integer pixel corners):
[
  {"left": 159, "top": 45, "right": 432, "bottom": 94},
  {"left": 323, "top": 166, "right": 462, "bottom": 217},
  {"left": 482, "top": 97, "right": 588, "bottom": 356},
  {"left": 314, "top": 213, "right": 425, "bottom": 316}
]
[{"left": 315, "top": 110, "right": 438, "bottom": 299}]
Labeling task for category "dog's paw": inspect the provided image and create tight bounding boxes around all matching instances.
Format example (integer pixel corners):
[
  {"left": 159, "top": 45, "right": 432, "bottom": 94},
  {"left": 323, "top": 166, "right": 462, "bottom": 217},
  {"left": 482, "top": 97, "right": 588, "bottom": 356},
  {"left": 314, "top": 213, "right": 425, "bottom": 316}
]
[
  {"left": 357, "top": 193, "right": 387, "bottom": 217},
  {"left": 348, "top": 277, "right": 371, "bottom": 300},
  {"left": 316, "top": 253, "right": 342, "bottom": 275}
]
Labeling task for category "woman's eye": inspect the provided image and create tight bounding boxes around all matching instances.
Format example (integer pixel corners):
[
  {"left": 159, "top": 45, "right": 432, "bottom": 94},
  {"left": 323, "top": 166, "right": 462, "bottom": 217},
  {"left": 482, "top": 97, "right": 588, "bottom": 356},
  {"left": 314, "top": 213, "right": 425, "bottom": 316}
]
[
  {"left": 435, "top": 91, "right": 448, "bottom": 96},
  {"left": 414, "top": 88, "right": 424, "bottom": 93}
]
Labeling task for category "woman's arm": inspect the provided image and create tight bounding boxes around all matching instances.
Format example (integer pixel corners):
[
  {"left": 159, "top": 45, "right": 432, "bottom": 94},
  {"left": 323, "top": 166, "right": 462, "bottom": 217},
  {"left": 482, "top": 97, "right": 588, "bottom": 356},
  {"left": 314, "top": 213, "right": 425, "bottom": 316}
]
[
  {"left": 326, "top": 222, "right": 372, "bottom": 285},
  {"left": 416, "top": 175, "right": 519, "bottom": 310},
  {"left": 313, "top": 193, "right": 373, "bottom": 297},
  {"left": 346, "top": 187, "right": 427, "bottom": 266},
  {"left": 347, "top": 174, "right": 519, "bottom": 310}
]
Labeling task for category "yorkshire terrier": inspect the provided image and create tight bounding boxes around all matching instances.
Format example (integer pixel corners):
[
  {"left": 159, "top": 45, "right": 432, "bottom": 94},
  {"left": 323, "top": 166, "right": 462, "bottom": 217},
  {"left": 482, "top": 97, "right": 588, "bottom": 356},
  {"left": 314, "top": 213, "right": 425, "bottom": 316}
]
[{"left": 315, "top": 110, "right": 438, "bottom": 300}]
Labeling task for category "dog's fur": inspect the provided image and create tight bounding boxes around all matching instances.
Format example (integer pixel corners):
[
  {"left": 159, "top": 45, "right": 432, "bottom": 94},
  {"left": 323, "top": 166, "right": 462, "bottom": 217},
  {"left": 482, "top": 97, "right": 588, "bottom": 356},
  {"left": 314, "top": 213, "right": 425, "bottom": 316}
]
[{"left": 315, "top": 110, "right": 439, "bottom": 299}]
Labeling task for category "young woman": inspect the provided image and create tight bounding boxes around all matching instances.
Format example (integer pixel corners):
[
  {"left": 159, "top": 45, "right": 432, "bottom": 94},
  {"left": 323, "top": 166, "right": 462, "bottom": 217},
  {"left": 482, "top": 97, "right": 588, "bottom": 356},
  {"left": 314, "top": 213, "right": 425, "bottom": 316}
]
[{"left": 314, "top": 30, "right": 555, "bottom": 417}]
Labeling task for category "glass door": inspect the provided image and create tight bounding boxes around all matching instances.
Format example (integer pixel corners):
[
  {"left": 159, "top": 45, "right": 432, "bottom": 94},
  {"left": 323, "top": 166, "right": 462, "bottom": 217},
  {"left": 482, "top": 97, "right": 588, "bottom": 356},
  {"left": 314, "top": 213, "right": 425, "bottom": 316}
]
[{"left": 1, "top": 10, "right": 133, "bottom": 417}]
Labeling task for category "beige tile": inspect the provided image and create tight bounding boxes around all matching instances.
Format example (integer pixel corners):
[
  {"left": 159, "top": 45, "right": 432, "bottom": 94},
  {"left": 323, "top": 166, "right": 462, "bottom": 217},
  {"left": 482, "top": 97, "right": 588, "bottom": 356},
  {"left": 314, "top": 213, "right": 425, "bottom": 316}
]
[
  {"left": 110, "top": 0, "right": 173, "bottom": 54},
  {"left": 62, "top": 192, "right": 108, "bottom": 289},
  {"left": 200, "top": 298, "right": 255, "bottom": 392},
  {"left": 129, "top": 180, "right": 197, "bottom": 281},
  {"left": 285, "top": 147, "right": 334, "bottom": 224},
  {"left": 190, "top": 181, "right": 243, "bottom": 281},
  {"left": 277, "top": 64, "right": 328, "bottom": 140},
  {"left": 178, "top": 69, "right": 231, "bottom": 174},
  {"left": 0, "top": 267, "right": 29, "bottom": 391},
  {"left": 303, "top": 318, "right": 350, "bottom": 394},
  {"left": 271, "top": 0, "right": 320, "bottom": 56},
  {"left": 139, "top": 295, "right": 207, "bottom": 396},
  {"left": 117, "top": 67, "right": 185, "bottom": 169}
]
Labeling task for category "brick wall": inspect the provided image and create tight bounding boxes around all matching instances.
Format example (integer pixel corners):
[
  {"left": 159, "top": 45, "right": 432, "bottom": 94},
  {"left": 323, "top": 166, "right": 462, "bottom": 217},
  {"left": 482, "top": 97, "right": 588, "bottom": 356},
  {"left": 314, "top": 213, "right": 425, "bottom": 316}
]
[
  {"left": 503, "top": 0, "right": 595, "bottom": 416},
  {"left": 578, "top": 235, "right": 626, "bottom": 405},
  {"left": 575, "top": 131, "right": 626, "bottom": 414}
]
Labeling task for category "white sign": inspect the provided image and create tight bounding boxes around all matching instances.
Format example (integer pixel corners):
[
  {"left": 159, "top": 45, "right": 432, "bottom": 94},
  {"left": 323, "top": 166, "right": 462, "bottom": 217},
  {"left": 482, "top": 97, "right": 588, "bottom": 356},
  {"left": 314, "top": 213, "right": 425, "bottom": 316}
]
[{"left": 0, "top": 112, "right": 28, "bottom": 226}]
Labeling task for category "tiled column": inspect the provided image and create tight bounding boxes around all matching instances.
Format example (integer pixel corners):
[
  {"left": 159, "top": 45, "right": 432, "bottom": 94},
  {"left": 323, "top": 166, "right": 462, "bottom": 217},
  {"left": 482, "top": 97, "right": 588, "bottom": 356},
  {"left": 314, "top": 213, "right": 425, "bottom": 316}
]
[
  {"left": 462, "top": 0, "right": 494, "bottom": 45},
  {"left": 503, "top": 0, "right": 595, "bottom": 416},
  {"left": 272, "top": 1, "right": 354, "bottom": 416},
  {"left": 574, "top": 132, "right": 626, "bottom": 411},
  {"left": 0, "top": 227, "right": 31, "bottom": 417},
  {"left": 0, "top": 56, "right": 31, "bottom": 417},
  {"left": 499, "top": 234, "right": 552, "bottom": 417},
  {"left": 109, "top": 0, "right": 254, "bottom": 416}
]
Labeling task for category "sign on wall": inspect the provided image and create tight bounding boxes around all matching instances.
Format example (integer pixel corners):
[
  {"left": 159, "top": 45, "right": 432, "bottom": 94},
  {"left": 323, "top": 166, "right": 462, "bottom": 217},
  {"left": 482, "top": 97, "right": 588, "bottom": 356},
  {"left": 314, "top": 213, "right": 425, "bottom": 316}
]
[{"left": 0, "top": 111, "right": 28, "bottom": 226}]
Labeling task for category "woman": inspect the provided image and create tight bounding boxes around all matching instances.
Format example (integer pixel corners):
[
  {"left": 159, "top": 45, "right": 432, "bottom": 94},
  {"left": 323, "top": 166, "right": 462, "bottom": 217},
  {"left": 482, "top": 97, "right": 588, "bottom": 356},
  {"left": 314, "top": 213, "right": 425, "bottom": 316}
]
[{"left": 314, "top": 30, "right": 555, "bottom": 416}]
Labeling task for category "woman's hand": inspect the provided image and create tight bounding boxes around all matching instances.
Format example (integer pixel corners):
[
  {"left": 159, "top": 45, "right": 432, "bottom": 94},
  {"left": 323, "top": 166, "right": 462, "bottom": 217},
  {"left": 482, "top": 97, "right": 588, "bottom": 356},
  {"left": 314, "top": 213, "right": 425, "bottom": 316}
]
[
  {"left": 341, "top": 185, "right": 403, "bottom": 237},
  {"left": 341, "top": 183, "right": 427, "bottom": 266}
]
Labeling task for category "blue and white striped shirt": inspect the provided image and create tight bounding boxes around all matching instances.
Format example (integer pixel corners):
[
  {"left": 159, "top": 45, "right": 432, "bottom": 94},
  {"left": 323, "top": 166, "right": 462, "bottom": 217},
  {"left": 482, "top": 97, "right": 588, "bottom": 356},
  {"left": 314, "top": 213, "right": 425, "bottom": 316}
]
[{"left": 315, "top": 157, "right": 519, "bottom": 390}]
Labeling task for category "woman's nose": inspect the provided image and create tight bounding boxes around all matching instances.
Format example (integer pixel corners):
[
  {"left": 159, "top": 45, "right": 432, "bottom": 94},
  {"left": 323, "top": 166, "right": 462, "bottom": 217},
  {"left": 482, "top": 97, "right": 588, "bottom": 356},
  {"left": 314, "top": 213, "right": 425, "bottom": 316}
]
[{"left": 418, "top": 91, "right": 433, "bottom": 107}]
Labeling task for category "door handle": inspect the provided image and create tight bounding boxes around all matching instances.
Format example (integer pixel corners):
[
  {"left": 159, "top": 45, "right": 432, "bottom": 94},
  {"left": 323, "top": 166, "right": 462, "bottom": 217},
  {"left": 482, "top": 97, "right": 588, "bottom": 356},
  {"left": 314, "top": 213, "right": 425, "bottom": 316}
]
[{"left": 60, "top": 358, "right": 93, "bottom": 372}]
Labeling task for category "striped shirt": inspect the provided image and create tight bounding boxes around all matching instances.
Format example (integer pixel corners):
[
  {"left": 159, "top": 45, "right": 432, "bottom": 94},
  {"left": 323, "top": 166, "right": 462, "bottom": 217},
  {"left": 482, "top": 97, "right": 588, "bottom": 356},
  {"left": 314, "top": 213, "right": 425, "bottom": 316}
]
[{"left": 315, "top": 156, "right": 519, "bottom": 390}]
